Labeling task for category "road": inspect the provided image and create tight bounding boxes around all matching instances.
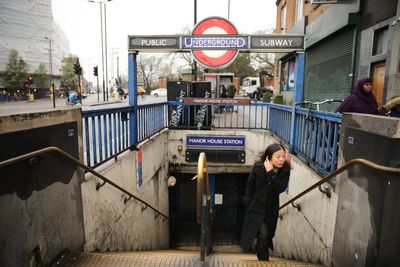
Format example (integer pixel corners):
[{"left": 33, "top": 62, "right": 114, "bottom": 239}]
[{"left": 0, "top": 93, "right": 167, "bottom": 116}]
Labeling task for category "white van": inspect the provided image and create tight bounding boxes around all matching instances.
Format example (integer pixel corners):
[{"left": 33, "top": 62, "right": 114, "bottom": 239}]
[{"left": 241, "top": 77, "right": 260, "bottom": 98}]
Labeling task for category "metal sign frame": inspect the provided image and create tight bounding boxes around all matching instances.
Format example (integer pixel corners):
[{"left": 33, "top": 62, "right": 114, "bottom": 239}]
[{"left": 128, "top": 34, "right": 305, "bottom": 53}]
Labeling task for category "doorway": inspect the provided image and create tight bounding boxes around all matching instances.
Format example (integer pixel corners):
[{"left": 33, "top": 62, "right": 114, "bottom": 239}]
[
  {"left": 169, "top": 172, "right": 248, "bottom": 248},
  {"left": 371, "top": 61, "right": 385, "bottom": 106}
]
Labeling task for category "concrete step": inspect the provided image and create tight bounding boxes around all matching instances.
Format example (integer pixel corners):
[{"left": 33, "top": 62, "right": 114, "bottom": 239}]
[{"left": 60, "top": 249, "right": 323, "bottom": 267}]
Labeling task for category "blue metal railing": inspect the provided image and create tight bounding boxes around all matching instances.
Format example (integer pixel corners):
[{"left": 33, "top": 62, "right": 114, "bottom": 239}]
[
  {"left": 292, "top": 107, "right": 342, "bottom": 174},
  {"left": 82, "top": 103, "right": 168, "bottom": 168},
  {"left": 82, "top": 106, "right": 133, "bottom": 168},
  {"left": 269, "top": 104, "right": 292, "bottom": 144},
  {"left": 137, "top": 102, "right": 169, "bottom": 143},
  {"left": 81, "top": 100, "right": 342, "bottom": 175}
]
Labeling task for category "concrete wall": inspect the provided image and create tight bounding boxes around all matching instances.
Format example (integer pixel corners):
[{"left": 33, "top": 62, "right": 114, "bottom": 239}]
[
  {"left": 167, "top": 129, "right": 338, "bottom": 265},
  {"left": 332, "top": 114, "right": 400, "bottom": 267},
  {"left": 273, "top": 153, "right": 338, "bottom": 266},
  {"left": 81, "top": 131, "right": 169, "bottom": 251},
  {"left": 0, "top": 109, "right": 84, "bottom": 266}
]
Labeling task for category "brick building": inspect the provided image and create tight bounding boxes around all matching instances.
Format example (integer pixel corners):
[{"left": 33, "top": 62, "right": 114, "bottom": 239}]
[{"left": 275, "top": 0, "right": 400, "bottom": 110}]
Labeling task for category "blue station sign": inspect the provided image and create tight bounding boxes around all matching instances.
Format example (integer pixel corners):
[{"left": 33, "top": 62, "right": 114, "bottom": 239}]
[{"left": 187, "top": 135, "right": 245, "bottom": 148}]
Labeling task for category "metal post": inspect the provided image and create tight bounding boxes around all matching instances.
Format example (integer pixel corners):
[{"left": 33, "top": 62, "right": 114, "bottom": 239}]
[
  {"left": 79, "top": 73, "right": 82, "bottom": 104},
  {"left": 104, "top": 4, "right": 109, "bottom": 101},
  {"left": 97, "top": 68, "right": 100, "bottom": 102},
  {"left": 117, "top": 56, "right": 120, "bottom": 83},
  {"left": 228, "top": 0, "right": 230, "bottom": 19},
  {"left": 99, "top": 2, "right": 106, "bottom": 101},
  {"left": 289, "top": 52, "right": 304, "bottom": 153},
  {"left": 193, "top": 0, "right": 198, "bottom": 81},
  {"left": 128, "top": 53, "right": 138, "bottom": 147},
  {"left": 45, "top": 37, "right": 55, "bottom": 108}
]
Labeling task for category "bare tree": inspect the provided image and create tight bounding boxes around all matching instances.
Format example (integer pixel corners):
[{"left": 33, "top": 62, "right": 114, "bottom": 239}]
[
  {"left": 250, "top": 29, "right": 276, "bottom": 73},
  {"left": 137, "top": 54, "right": 163, "bottom": 91},
  {"left": 178, "top": 26, "right": 196, "bottom": 70}
]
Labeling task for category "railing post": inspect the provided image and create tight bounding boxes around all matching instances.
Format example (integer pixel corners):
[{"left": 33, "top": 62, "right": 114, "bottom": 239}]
[
  {"left": 128, "top": 52, "right": 138, "bottom": 147},
  {"left": 289, "top": 52, "right": 304, "bottom": 153}
]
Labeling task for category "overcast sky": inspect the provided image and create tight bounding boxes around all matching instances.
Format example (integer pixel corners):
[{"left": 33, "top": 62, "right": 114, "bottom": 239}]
[{"left": 51, "top": 0, "right": 277, "bottom": 81}]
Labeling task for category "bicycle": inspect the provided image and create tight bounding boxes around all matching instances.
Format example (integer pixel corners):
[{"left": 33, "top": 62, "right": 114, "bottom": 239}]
[
  {"left": 296, "top": 99, "right": 343, "bottom": 119},
  {"left": 295, "top": 99, "right": 343, "bottom": 174}
]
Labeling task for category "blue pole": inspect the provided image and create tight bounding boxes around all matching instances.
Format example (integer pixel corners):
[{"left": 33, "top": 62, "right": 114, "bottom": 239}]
[
  {"left": 128, "top": 52, "right": 138, "bottom": 147},
  {"left": 289, "top": 52, "right": 304, "bottom": 153}
]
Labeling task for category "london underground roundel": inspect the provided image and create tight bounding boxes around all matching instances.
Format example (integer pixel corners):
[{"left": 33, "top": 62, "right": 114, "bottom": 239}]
[{"left": 191, "top": 17, "right": 239, "bottom": 70}]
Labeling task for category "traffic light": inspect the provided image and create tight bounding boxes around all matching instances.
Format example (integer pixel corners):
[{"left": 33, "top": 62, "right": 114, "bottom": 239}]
[
  {"left": 93, "top": 66, "right": 98, "bottom": 76},
  {"left": 73, "top": 58, "right": 82, "bottom": 75},
  {"left": 28, "top": 75, "right": 33, "bottom": 85}
]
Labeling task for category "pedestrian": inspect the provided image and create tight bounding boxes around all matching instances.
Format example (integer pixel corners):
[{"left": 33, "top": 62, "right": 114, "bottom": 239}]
[
  {"left": 13, "top": 91, "right": 18, "bottom": 102},
  {"left": 335, "top": 77, "right": 378, "bottom": 115},
  {"left": 219, "top": 85, "right": 227, "bottom": 112},
  {"left": 227, "top": 84, "right": 236, "bottom": 112},
  {"left": 227, "top": 84, "right": 236, "bottom": 99},
  {"left": 1, "top": 89, "right": 6, "bottom": 102},
  {"left": 118, "top": 86, "right": 124, "bottom": 100},
  {"left": 240, "top": 143, "right": 291, "bottom": 261}
]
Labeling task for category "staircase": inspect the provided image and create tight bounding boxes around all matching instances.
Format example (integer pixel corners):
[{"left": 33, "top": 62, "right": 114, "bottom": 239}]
[{"left": 60, "top": 250, "right": 323, "bottom": 267}]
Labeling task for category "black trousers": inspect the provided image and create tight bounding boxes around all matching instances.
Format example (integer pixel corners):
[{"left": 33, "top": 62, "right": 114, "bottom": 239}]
[{"left": 256, "top": 222, "right": 269, "bottom": 261}]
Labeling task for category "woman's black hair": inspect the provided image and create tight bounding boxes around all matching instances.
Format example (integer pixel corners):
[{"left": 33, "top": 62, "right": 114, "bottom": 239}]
[{"left": 258, "top": 143, "right": 285, "bottom": 162}]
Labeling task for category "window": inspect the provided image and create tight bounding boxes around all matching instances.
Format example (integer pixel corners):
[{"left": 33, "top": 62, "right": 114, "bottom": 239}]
[
  {"left": 372, "top": 26, "right": 388, "bottom": 56},
  {"left": 295, "top": 0, "right": 303, "bottom": 23},
  {"left": 281, "top": 4, "right": 286, "bottom": 33},
  {"left": 280, "top": 59, "right": 296, "bottom": 91},
  {"left": 281, "top": 62, "right": 288, "bottom": 91}
]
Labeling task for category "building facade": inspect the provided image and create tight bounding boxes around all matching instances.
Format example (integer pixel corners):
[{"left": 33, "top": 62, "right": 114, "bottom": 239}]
[
  {"left": 0, "top": 0, "right": 70, "bottom": 83},
  {"left": 275, "top": 0, "right": 400, "bottom": 110}
]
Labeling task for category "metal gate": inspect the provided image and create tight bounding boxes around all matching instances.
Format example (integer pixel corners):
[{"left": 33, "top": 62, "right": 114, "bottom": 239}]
[{"left": 169, "top": 172, "right": 248, "bottom": 248}]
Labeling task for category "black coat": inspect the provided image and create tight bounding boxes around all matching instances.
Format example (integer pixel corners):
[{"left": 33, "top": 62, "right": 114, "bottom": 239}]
[{"left": 240, "top": 161, "right": 290, "bottom": 252}]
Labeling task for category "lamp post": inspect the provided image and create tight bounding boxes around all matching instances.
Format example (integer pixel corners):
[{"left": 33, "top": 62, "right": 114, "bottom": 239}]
[
  {"left": 228, "top": 0, "right": 231, "bottom": 19},
  {"left": 193, "top": 0, "right": 198, "bottom": 81},
  {"left": 45, "top": 37, "right": 55, "bottom": 108},
  {"left": 88, "top": 0, "right": 112, "bottom": 102}
]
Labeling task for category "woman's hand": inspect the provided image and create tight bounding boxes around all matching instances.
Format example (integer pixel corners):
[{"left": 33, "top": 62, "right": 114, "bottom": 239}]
[{"left": 264, "top": 158, "right": 273, "bottom": 172}]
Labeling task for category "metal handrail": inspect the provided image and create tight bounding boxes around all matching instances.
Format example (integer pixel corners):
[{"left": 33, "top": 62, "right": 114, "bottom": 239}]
[
  {"left": 192, "top": 152, "right": 213, "bottom": 261},
  {"left": 280, "top": 158, "right": 400, "bottom": 210},
  {"left": 0, "top": 146, "right": 169, "bottom": 220}
]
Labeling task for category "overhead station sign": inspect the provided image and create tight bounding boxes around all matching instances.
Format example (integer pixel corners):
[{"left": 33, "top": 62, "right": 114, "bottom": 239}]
[
  {"left": 182, "top": 35, "right": 248, "bottom": 50},
  {"left": 251, "top": 35, "right": 304, "bottom": 51},
  {"left": 128, "top": 36, "right": 180, "bottom": 51},
  {"left": 127, "top": 17, "right": 305, "bottom": 68}
]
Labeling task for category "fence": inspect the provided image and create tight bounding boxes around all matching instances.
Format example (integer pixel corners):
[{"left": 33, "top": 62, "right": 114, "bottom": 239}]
[{"left": 82, "top": 100, "right": 342, "bottom": 175}]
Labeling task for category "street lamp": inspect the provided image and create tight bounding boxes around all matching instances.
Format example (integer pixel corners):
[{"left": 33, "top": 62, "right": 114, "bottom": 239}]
[
  {"left": 88, "top": 0, "right": 113, "bottom": 102},
  {"left": 193, "top": 0, "right": 198, "bottom": 81},
  {"left": 228, "top": 0, "right": 231, "bottom": 19},
  {"left": 44, "top": 36, "right": 55, "bottom": 108}
]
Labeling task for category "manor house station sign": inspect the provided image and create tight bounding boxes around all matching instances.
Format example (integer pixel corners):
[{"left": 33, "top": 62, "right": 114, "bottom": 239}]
[{"left": 128, "top": 17, "right": 304, "bottom": 69}]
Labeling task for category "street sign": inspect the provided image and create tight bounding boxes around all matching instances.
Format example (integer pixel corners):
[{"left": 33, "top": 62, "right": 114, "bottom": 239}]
[
  {"left": 190, "top": 17, "right": 240, "bottom": 69},
  {"left": 186, "top": 135, "right": 245, "bottom": 148},
  {"left": 182, "top": 35, "right": 248, "bottom": 50},
  {"left": 250, "top": 35, "right": 304, "bottom": 51},
  {"left": 128, "top": 35, "right": 180, "bottom": 51}
]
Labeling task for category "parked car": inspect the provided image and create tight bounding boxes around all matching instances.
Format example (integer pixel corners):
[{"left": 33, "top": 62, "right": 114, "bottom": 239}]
[{"left": 150, "top": 88, "right": 167, "bottom": 97}]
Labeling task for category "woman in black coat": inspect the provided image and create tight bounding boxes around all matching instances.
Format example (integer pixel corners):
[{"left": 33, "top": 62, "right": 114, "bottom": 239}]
[{"left": 240, "top": 143, "right": 291, "bottom": 261}]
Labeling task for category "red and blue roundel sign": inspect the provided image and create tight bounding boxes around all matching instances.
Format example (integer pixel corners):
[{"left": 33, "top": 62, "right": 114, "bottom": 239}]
[{"left": 191, "top": 17, "right": 240, "bottom": 70}]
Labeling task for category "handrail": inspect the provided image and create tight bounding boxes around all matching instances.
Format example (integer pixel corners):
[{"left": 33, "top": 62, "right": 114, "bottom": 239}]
[
  {"left": 280, "top": 158, "right": 400, "bottom": 210},
  {"left": 0, "top": 146, "right": 169, "bottom": 220},
  {"left": 192, "top": 152, "right": 213, "bottom": 261}
]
